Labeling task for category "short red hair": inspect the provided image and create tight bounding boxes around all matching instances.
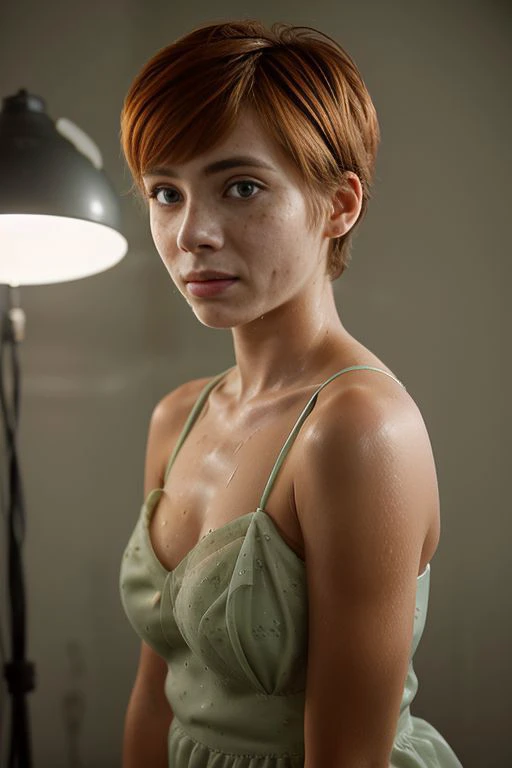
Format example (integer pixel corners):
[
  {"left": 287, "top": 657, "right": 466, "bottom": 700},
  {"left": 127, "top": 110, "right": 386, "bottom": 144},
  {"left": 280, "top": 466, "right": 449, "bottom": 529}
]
[{"left": 120, "top": 19, "right": 380, "bottom": 280}]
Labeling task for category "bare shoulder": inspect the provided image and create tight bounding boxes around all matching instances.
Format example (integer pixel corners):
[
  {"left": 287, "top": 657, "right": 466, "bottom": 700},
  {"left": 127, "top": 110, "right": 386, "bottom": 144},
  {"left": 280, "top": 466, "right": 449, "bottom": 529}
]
[
  {"left": 294, "top": 370, "right": 440, "bottom": 574},
  {"left": 151, "top": 374, "right": 212, "bottom": 429},
  {"left": 299, "top": 367, "right": 432, "bottom": 458},
  {"left": 143, "top": 374, "right": 215, "bottom": 494}
]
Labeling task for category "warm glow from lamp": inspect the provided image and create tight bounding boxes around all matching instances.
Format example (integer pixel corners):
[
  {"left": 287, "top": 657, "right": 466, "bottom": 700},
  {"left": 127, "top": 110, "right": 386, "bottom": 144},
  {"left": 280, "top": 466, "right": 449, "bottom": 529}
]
[{"left": 0, "top": 214, "right": 128, "bottom": 286}]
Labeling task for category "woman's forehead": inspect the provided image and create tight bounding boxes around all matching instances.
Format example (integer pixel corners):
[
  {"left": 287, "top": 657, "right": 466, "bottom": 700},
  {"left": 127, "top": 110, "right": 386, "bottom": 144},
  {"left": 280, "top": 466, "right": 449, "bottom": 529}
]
[{"left": 142, "top": 111, "right": 298, "bottom": 182}]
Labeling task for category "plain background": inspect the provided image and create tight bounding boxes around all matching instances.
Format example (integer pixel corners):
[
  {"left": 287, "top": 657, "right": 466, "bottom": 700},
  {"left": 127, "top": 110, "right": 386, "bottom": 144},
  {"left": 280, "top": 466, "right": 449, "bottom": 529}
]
[{"left": 0, "top": 0, "right": 510, "bottom": 766}]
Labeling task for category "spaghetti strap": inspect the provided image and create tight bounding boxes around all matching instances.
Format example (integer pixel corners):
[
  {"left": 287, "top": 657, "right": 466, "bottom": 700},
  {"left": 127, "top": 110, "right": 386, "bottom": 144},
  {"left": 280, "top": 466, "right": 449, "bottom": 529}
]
[
  {"left": 256, "top": 365, "right": 406, "bottom": 511},
  {"left": 163, "top": 367, "right": 234, "bottom": 483}
]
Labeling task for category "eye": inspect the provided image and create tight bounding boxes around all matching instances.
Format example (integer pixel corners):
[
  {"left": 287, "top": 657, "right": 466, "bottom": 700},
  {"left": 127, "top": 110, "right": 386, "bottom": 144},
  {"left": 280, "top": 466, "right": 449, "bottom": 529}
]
[
  {"left": 148, "top": 186, "right": 179, "bottom": 206},
  {"left": 226, "top": 180, "right": 263, "bottom": 199}
]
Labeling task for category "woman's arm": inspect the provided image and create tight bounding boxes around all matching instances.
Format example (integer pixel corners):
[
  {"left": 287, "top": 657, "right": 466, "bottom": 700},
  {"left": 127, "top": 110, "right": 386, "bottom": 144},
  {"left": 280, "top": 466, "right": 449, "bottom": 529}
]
[
  {"left": 122, "top": 641, "right": 173, "bottom": 768},
  {"left": 295, "top": 384, "right": 437, "bottom": 768},
  {"left": 122, "top": 392, "right": 182, "bottom": 767}
]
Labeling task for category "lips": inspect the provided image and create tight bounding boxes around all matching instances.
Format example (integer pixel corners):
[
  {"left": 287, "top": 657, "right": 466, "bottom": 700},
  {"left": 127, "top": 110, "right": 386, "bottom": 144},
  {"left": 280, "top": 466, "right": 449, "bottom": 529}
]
[
  {"left": 184, "top": 270, "right": 237, "bottom": 282},
  {"left": 186, "top": 277, "right": 239, "bottom": 298}
]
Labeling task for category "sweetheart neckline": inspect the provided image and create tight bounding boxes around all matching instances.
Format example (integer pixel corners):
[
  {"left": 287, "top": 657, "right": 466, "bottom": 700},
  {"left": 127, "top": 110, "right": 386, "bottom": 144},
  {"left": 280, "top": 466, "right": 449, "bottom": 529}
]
[
  {"left": 140, "top": 487, "right": 430, "bottom": 582},
  {"left": 142, "top": 487, "right": 304, "bottom": 577}
]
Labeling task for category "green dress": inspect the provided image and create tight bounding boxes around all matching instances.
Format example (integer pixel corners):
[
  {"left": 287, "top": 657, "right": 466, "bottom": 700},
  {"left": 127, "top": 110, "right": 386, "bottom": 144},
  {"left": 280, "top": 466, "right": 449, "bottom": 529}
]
[{"left": 120, "top": 366, "right": 463, "bottom": 767}]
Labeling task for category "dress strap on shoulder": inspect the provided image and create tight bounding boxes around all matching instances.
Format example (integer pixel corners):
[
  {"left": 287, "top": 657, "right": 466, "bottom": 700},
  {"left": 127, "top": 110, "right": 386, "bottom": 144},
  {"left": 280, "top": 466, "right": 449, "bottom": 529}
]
[
  {"left": 257, "top": 365, "right": 406, "bottom": 512},
  {"left": 163, "top": 367, "right": 234, "bottom": 484}
]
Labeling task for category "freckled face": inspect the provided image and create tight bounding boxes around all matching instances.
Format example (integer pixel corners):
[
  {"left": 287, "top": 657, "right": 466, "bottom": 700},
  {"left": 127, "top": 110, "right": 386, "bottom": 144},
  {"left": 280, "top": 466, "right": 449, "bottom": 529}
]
[{"left": 143, "top": 107, "right": 330, "bottom": 329}]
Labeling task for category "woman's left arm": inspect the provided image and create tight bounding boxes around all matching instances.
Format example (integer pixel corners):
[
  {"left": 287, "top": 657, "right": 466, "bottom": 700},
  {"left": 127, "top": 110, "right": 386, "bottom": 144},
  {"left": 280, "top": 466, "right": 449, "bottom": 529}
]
[{"left": 295, "top": 384, "right": 438, "bottom": 768}]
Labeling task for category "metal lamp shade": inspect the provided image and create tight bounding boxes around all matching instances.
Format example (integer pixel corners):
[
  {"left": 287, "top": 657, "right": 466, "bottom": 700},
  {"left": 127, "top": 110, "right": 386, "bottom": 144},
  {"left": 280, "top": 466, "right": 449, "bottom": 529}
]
[{"left": 0, "top": 90, "right": 127, "bottom": 286}]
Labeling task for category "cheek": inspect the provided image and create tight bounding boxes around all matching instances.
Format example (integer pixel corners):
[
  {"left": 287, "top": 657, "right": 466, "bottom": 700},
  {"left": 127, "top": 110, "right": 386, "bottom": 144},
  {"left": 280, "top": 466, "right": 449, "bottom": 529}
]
[
  {"left": 149, "top": 219, "right": 176, "bottom": 272},
  {"left": 242, "top": 207, "right": 290, "bottom": 251},
  {"left": 149, "top": 216, "right": 164, "bottom": 254}
]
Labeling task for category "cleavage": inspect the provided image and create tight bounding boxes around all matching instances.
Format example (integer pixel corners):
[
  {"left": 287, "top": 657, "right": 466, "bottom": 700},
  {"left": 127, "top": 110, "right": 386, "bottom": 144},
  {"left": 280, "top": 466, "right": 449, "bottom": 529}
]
[{"left": 147, "top": 404, "right": 304, "bottom": 573}]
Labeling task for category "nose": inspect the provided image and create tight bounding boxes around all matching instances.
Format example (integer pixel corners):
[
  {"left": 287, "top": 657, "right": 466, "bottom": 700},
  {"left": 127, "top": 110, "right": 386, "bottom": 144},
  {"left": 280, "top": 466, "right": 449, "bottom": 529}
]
[{"left": 176, "top": 199, "right": 224, "bottom": 254}]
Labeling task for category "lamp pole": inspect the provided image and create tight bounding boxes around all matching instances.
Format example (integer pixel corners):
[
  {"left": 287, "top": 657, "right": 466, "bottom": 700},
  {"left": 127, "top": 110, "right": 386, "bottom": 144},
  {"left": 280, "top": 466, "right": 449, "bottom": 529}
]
[
  {"left": 1, "top": 283, "right": 33, "bottom": 766},
  {"left": 0, "top": 89, "right": 127, "bottom": 766}
]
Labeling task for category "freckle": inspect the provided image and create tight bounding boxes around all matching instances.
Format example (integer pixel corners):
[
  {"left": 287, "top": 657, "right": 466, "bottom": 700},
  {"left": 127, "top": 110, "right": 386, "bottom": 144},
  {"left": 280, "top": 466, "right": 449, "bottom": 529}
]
[{"left": 182, "top": 508, "right": 188, "bottom": 516}]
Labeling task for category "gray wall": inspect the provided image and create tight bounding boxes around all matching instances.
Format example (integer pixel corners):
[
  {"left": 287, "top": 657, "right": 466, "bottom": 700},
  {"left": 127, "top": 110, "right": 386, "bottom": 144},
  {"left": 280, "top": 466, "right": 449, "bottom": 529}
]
[{"left": 0, "top": 0, "right": 510, "bottom": 765}]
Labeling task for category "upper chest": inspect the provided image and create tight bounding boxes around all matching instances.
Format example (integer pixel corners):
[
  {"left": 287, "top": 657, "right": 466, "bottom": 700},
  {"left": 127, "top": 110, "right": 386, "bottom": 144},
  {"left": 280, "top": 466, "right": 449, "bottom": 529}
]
[{"left": 148, "top": 387, "right": 317, "bottom": 572}]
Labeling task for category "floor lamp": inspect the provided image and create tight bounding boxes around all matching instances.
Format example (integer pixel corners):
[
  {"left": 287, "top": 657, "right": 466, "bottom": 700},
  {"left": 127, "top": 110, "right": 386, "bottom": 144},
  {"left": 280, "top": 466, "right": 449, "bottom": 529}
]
[{"left": 0, "top": 89, "right": 128, "bottom": 768}]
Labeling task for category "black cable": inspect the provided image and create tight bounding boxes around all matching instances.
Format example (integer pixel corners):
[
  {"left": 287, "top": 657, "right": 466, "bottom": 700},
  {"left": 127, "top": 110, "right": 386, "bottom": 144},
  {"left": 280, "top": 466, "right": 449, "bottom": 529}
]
[{"left": 0, "top": 284, "right": 35, "bottom": 768}]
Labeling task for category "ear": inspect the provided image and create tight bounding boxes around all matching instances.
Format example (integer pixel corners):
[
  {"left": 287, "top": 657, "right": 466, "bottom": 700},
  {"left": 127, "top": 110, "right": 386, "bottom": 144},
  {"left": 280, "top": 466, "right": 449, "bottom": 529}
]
[{"left": 324, "top": 172, "right": 363, "bottom": 239}]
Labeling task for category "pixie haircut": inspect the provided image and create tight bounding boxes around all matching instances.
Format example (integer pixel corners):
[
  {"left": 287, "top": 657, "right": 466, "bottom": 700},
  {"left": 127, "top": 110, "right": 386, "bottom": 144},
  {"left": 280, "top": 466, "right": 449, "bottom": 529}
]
[{"left": 120, "top": 19, "right": 380, "bottom": 280}]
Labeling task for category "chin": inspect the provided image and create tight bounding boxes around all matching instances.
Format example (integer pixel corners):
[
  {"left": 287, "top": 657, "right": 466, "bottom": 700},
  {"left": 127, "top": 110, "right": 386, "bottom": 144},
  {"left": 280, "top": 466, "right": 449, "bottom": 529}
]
[{"left": 192, "top": 306, "right": 262, "bottom": 330}]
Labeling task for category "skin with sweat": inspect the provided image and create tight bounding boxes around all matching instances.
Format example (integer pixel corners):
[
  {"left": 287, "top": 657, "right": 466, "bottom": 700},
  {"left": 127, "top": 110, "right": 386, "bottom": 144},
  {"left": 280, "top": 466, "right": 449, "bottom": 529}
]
[{"left": 139, "top": 104, "right": 439, "bottom": 579}]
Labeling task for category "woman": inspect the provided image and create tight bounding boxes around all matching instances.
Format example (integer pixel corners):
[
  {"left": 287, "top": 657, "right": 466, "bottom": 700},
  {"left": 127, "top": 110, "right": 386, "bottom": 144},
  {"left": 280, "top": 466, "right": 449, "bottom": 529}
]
[{"left": 119, "top": 19, "right": 462, "bottom": 768}]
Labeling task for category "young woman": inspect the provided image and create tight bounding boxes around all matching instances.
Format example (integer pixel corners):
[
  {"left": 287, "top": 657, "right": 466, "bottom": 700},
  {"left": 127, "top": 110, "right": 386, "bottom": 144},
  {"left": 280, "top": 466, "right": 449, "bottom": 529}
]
[{"left": 119, "top": 19, "right": 462, "bottom": 768}]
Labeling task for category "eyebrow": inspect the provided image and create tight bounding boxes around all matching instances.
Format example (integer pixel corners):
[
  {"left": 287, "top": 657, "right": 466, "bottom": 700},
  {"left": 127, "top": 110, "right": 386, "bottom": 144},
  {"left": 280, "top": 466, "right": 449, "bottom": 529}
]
[{"left": 143, "top": 156, "right": 276, "bottom": 179}]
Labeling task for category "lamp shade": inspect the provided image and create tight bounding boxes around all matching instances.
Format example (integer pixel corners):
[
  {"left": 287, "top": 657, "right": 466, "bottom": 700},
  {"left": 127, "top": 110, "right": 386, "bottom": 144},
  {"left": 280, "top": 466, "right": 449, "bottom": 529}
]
[{"left": 0, "top": 89, "right": 128, "bottom": 286}]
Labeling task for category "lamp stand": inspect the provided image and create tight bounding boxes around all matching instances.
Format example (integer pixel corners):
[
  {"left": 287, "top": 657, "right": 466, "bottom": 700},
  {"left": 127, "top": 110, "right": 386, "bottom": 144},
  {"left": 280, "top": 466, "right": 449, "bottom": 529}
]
[{"left": 1, "top": 282, "right": 35, "bottom": 768}]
